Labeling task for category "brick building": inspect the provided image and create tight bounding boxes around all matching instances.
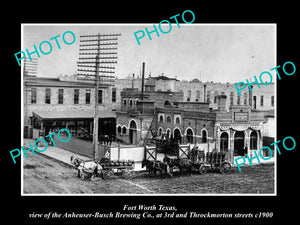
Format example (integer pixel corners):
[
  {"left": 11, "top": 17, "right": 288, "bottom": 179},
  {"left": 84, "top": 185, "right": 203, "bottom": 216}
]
[
  {"left": 24, "top": 76, "right": 117, "bottom": 140},
  {"left": 23, "top": 73, "right": 274, "bottom": 163},
  {"left": 114, "top": 75, "right": 275, "bottom": 112}
]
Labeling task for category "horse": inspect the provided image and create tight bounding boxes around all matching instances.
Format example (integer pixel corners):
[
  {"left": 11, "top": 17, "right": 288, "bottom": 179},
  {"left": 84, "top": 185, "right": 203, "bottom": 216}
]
[
  {"left": 70, "top": 156, "right": 103, "bottom": 180},
  {"left": 70, "top": 156, "right": 84, "bottom": 168},
  {"left": 142, "top": 159, "right": 170, "bottom": 177}
]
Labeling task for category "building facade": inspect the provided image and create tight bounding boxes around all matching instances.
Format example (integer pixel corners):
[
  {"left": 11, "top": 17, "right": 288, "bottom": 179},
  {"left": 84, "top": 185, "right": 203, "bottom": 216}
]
[{"left": 23, "top": 77, "right": 117, "bottom": 140}]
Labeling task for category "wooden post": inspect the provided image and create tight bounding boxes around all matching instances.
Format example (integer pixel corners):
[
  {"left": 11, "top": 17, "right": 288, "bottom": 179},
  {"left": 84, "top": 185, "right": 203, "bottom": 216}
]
[
  {"left": 93, "top": 34, "right": 100, "bottom": 161},
  {"left": 118, "top": 142, "right": 120, "bottom": 160}
]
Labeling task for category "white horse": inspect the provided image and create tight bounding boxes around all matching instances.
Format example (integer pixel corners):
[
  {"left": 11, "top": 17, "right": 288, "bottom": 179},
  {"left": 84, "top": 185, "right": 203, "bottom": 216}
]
[{"left": 70, "top": 156, "right": 103, "bottom": 180}]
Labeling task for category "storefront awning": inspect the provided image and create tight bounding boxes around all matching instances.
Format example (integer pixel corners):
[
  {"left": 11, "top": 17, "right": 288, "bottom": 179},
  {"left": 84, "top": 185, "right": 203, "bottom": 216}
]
[
  {"left": 32, "top": 109, "right": 116, "bottom": 120},
  {"left": 219, "top": 125, "right": 263, "bottom": 131}
]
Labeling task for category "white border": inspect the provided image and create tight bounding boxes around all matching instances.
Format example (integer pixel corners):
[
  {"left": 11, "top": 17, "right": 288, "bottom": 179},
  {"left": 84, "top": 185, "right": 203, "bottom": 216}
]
[{"left": 21, "top": 23, "right": 277, "bottom": 196}]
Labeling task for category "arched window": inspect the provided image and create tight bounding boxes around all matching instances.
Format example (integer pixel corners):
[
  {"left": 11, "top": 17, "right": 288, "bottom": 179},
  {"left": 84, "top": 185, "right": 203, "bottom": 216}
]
[
  {"left": 186, "top": 128, "right": 193, "bottom": 143},
  {"left": 166, "top": 116, "right": 171, "bottom": 123},
  {"left": 122, "top": 127, "right": 127, "bottom": 134},
  {"left": 202, "top": 130, "right": 207, "bottom": 143},
  {"left": 175, "top": 117, "right": 180, "bottom": 124},
  {"left": 174, "top": 128, "right": 182, "bottom": 144},
  {"left": 129, "top": 99, "right": 133, "bottom": 106},
  {"left": 158, "top": 128, "right": 163, "bottom": 136},
  {"left": 166, "top": 129, "right": 171, "bottom": 139},
  {"left": 123, "top": 99, "right": 127, "bottom": 105},
  {"left": 164, "top": 100, "right": 171, "bottom": 106},
  {"left": 117, "top": 126, "right": 121, "bottom": 134},
  {"left": 250, "top": 131, "right": 258, "bottom": 150},
  {"left": 159, "top": 115, "right": 164, "bottom": 123},
  {"left": 220, "top": 132, "right": 229, "bottom": 152}
]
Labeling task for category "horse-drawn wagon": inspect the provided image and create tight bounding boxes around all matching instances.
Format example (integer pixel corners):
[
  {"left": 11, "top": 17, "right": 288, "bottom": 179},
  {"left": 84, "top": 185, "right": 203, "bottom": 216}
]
[
  {"left": 190, "top": 150, "right": 231, "bottom": 174},
  {"left": 70, "top": 156, "right": 134, "bottom": 180},
  {"left": 101, "top": 159, "right": 135, "bottom": 180},
  {"left": 142, "top": 142, "right": 232, "bottom": 177}
]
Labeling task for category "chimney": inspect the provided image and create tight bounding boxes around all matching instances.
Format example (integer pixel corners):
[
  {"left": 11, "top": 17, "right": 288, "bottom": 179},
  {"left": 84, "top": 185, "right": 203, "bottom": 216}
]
[
  {"left": 141, "top": 62, "right": 145, "bottom": 100},
  {"left": 217, "top": 95, "right": 227, "bottom": 112},
  {"left": 132, "top": 73, "right": 135, "bottom": 89}
]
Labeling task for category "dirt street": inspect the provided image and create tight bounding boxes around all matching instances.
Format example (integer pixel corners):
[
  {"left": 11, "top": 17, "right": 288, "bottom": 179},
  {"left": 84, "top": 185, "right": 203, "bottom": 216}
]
[{"left": 23, "top": 153, "right": 274, "bottom": 194}]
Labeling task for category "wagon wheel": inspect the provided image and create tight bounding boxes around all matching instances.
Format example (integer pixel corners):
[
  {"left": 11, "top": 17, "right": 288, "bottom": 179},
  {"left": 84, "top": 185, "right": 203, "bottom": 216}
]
[
  {"left": 102, "top": 169, "right": 114, "bottom": 180},
  {"left": 219, "top": 162, "right": 231, "bottom": 174},
  {"left": 198, "top": 164, "right": 208, "bottom": 175}
]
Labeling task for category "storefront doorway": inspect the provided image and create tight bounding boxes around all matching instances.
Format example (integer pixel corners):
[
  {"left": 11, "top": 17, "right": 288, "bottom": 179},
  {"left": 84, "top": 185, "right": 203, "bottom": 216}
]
[
  {"left": 220, "top": 132, "right": 229, "bottom": 152},
  {"left": 234, "top": 131, "right": 245, "bottom": 156}
]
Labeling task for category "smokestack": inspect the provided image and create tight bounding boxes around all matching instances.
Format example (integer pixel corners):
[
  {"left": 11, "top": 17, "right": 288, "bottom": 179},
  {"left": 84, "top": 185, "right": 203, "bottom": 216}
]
[
  {"left": 141, "top": 62, "right": 145, "bottom": 100},
  {"left": 132, "top": 73, "right": 135, "bottom": 89},
  {"left": 217, "top": 95, "right": 227, "bottom": 112},
  {"left": 203, "top": 84, "right": 206, "bottom": 102}
]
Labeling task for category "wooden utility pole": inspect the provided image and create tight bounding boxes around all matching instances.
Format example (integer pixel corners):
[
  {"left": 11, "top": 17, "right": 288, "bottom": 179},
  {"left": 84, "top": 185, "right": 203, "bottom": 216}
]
[{"left": 77, "top": 33, "right": 121, "bottom": 161}]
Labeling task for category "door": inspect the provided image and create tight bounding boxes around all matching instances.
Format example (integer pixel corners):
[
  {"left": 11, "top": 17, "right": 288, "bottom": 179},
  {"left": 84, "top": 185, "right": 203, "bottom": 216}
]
[{"left": 234, "top": 131, "right": 245, "bottom": 156}]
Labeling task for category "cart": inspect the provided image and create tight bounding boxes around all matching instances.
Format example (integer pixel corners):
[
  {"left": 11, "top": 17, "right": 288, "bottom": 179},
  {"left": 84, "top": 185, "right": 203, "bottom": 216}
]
[
  {"left": 191, "top": 151, "right": 231, "bottom": 174},
  {"left": 101, "top": 159, "right": 135, "bottom": 180}
]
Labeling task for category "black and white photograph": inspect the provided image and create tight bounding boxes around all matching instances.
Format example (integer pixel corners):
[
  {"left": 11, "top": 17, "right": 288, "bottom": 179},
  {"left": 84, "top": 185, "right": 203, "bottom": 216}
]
[
  {"left": 21, "top": 24, "right": 276, "bottom": 195},
  {"left": 4, "top": 5, "right": 298, "bottom": 225}
]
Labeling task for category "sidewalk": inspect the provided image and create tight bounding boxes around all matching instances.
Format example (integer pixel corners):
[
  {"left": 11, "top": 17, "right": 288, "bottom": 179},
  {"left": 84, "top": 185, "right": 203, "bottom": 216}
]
[{"left": 23, "top": 139, "right": 92, "bottom": 167}]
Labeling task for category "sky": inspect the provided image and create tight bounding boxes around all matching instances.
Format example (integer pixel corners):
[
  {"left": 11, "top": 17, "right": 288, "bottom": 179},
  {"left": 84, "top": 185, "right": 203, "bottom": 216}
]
[{"left": 22, "top": 24, "right": 276, "bottom": 83}]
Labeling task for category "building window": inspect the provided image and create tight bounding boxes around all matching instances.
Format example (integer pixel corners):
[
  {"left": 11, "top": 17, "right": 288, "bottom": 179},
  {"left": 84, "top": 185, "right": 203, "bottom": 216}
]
[
  {"left": 159, "top": 115, "right": 164, "bottom": 123},
  {"left": 112, "top": 88, "right": 116, "bottom": 102},
  {"left": 117, "top": 126, "right": 121, "bottom": 134},
  {"left": 122, "top": 127, "right": 127, "bottom": 134},
  {"left": 260, "top": 95, "right": 264, "bottom": 107},
  {"left": 123, "top": 99, "right": 127, "bottom": 106},
  {"left": 129, "top": 99, "right": 133, "bottom": 106},
  {"left": 202, "top": 130, "right": 207, "bottom": 143},
  {"left": 207, "top": 91, "right": 211, "bottom": 103},
  {"left": 237, "top": 93, "right": 240, "bottom": 105},
  {"left": 58, "top": 89, "right": 64, "bottom": 104},
  {"left": 230, "top": 92, "right": 234, "bottom": 105},
  {"left": 164, "top": 100, "right": 171, "bottom": 106},
  {"left": 31, "top": 88, "right": 37, "bottom": 104},
  {"left": 85, "top": 89, "right": 91, "bottom": 104},
  {"left": 74, "top": 89, "right": 79, "bottom": 104},
  {"left": 196, "top": 90, "right": 200, "bottom": 102},
  {"left": 186, "top": 128, "right": 194, "bottom": 143},
  {"left": 166, "top": 116, "right": 171, "bottom": 123},
  {"left": 45, "top": 88, "right": 51, "bottom": 104},
  {"left": 98, "top": 89, "right": 103, "bottom": 104},
  {"left": 214, "top": 91, "right": 218, "bottom": 103},
  {"left": 166, "top": 129, "right": 171, "bottom": 139},
  {"left": 158, "top": 128, "right": 162, "bottom": 136},
  {"left": 253, "top": 96, "right": 257, "bottom": 109},
  {"left": 187, "top": 90, "right": 191, "bottom": 101},
  {"left": 244, "top": 92, "right": 247, "bottom": 105},
  {"left": 271, "top": 96, "right": 274, "bottom": 107},
  {"left": 175, "top": 117, "right": 180, "bottom": 124}
]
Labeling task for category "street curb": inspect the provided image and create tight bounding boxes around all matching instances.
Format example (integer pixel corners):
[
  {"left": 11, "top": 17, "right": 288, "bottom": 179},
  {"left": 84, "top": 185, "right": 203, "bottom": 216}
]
[{"left": 37, "top": 152, "right": 75, "bottom": 169}]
